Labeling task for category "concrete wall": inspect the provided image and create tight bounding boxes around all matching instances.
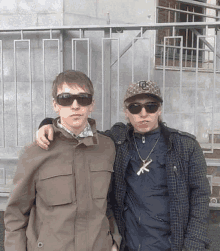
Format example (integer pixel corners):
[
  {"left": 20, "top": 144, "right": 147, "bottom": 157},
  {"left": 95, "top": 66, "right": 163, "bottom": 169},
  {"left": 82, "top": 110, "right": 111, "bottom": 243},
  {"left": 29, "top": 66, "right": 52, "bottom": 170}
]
[
  {"left": 0, "top": 0, "right": 156, "bottom": 27},
  {"left": 154, "top": 69, "right": 220, "bottom": 144}
]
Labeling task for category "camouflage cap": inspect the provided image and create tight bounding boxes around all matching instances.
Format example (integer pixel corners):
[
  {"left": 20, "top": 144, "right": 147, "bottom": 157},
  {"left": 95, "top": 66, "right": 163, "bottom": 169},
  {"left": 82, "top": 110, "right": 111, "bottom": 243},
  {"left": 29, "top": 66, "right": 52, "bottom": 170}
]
[{"left": 124, "top": 80, "right": 163, "bottom": 103}]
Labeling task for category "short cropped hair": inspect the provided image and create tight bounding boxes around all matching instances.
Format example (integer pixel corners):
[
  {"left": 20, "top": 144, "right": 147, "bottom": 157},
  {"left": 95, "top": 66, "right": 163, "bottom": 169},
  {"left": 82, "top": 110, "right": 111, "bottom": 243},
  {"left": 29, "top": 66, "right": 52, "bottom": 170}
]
[{"left": 52, "top": 70, "right": 94, "bottom": 101}]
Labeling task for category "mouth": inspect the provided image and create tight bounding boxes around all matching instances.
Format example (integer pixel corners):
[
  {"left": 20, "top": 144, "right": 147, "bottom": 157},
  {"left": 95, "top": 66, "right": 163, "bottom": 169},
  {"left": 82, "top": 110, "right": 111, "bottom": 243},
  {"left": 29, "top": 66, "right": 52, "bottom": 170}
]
[
  {"left": 139, "top": 120, "right": 149, "bottom": 124},
  {"left": 71, "top": 114, "right": 82, "bottom": 117}
]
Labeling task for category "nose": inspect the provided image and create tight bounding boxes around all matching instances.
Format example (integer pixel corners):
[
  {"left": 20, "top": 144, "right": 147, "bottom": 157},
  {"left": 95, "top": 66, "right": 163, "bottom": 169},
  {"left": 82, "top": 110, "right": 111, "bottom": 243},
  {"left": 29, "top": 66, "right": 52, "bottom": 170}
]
[
  {"left": 139, "top": 106, "right": 148, "bottom": 117},
  {"left": 71, "top": 99, "right": 80, "bottom": 109}
]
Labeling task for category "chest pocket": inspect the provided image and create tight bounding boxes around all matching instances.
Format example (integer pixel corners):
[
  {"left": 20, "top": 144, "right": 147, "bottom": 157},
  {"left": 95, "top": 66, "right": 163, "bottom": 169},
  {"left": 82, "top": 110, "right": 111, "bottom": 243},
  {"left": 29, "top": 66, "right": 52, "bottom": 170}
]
[
  {"left": 90, "top": 160, "right": 114, "bottom": 199},
  {"left": 38, "top": 162, "right": 74, "bottom": 206}
]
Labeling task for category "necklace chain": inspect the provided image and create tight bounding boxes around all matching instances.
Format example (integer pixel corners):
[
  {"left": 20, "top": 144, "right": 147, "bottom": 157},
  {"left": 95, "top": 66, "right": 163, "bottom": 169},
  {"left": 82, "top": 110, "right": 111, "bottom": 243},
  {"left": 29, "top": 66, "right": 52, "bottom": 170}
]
[{"left": 133, "top": 132, "right": 160, "bottom": 163}]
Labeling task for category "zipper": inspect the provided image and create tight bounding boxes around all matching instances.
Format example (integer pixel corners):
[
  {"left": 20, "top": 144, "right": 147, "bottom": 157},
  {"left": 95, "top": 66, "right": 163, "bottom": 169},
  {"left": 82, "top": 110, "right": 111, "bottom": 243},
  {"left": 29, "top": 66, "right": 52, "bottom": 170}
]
[
  {"left": 138, "top": 244, "right": 141, "bottom": 251},
  {"left": 142, "top": 136, "right": 145, "bottom": 143},
  {"left": 173, "top": 165, "right": 178, "bottom": 176}
]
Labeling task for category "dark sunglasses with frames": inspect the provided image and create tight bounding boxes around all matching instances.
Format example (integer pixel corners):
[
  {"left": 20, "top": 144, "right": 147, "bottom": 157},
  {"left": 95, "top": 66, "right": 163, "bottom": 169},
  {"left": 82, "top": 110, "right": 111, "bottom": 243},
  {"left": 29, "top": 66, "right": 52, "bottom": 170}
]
[
  {"left": 127, "top": 102, "right": 160, "bottom": 114},
  {"left": 56, "top": 93, "right": 93, "bottom": 107}
]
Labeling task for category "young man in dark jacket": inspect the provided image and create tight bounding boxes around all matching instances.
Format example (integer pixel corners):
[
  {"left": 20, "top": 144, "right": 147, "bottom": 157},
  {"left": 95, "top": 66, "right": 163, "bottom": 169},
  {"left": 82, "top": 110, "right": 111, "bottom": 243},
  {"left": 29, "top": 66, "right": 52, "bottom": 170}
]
[{"left": 36, "top": 80, "right": 211, "bottom": 251}]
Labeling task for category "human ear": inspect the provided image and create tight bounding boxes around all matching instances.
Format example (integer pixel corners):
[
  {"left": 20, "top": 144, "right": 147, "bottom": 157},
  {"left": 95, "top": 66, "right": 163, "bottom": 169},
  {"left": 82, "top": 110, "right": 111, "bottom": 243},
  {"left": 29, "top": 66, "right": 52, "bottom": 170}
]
[
  {"left": 53, "top": 99, "right": 60, "bottom": 113},
  {"left": 89, "top": 100, "right": 95, "bottom": 113}
]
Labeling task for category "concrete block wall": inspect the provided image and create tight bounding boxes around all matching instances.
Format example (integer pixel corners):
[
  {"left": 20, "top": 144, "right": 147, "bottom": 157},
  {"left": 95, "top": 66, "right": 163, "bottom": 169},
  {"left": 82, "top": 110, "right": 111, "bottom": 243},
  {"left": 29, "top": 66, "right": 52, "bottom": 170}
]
[
  {"left": 154, "top": 69, "right": 220, "bottom": 143},
  {"left": 0, "top": 0, "right": 64, "bottom": 27}
]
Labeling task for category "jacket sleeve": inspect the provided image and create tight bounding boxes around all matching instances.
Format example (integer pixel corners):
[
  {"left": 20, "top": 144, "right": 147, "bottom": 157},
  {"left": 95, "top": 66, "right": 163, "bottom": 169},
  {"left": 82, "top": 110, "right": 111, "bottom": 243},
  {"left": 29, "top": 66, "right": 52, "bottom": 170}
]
[
  {"left": 106, "top": 142, "right": 122, "bottom": 248},
  {"left": 38, "top": 117, "right": 53, "bottom": 129},
  {"left": 4, "top": 149, "right": 37, "bottom": 251},
  {"left": 183, "top": 140, "right": 211, "bottom": 250},
  {"left": 106, "top": 173, "right": 122, "bottom": 248}
]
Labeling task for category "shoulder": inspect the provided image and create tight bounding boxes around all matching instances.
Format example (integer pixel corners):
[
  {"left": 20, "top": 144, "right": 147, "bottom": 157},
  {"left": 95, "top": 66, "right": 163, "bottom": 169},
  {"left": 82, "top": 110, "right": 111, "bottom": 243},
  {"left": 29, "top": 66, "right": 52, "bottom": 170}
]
[
  {"left": 14, "top": 142, "right": 43, "bottom": 183},
  {"left": 161, "top": 122, "right": 196, "bottom": 141},
  {"left": 97, "top": 132, "right": 115, "bottom": 147},
  {"left": 169, "top": 128, "right": 196, "bottom": 140},
  {"left": 17, "top": 141, "right": 57, "bottom": 173},
  {"left": 161, "top": 123, "right": 198, "bottom": 154},
  {"left": 103, "top": 122, "right": 128, "bottom": 143}
]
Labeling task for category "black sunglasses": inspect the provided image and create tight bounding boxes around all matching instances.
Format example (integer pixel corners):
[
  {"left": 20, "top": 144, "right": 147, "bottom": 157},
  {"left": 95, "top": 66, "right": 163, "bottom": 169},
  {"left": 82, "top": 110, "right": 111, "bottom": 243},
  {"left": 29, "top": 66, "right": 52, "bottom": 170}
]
[
  {"left": 127, "top": 102, "right": 159, "bottom": 114},
  {"left": 56, "top": 93, "right": 93, "bottom": 107}
]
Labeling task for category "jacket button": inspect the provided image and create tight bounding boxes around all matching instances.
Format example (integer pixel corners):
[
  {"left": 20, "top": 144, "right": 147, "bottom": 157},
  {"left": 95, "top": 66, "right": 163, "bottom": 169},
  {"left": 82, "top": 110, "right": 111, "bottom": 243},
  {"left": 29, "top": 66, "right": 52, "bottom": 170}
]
[
  {"left": 117, "top": 141, "right": 122, "bottom": 144},
  {"left": 38, "top": 242, "right": 43, "bottom": 248}
]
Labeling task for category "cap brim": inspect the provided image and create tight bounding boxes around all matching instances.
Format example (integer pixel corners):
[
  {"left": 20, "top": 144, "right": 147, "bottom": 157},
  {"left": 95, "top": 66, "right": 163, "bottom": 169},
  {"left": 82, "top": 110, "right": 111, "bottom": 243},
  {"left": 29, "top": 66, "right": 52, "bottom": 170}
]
[{"left": 124, "top": 93, "right": 163, "bottom": 103}]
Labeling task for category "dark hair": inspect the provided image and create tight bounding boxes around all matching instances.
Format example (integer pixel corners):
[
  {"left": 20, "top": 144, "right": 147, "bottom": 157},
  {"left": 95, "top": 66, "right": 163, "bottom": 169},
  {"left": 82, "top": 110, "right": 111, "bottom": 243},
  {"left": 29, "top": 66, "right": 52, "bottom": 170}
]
[{"left": 52, "top": 70, "right": 94, "bottom": 101}]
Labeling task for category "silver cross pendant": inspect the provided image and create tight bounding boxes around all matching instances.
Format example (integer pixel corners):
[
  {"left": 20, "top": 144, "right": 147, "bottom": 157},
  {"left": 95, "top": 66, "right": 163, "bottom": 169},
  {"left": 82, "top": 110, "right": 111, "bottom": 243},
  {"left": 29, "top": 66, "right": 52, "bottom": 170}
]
[{"left": 137, "top": 158, "right": 153, "bottom": 176}]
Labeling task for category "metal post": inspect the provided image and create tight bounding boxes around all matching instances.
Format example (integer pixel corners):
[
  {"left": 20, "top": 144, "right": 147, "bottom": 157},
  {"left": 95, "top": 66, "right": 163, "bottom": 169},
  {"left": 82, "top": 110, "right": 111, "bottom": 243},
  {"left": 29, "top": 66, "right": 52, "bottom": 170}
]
[
  {"left": 0, "top": 41, "right": 4, "bottom": 147},
  {"left": 102, "top": 29, "right": 111, "bottom": 130},
  {"left": 132, "top": 37, "right": 151, "bottom": 82},
  {"left": 14, "top": 39, "right": 32, "bottom": 146},
  {"left": 43, "top": 38, "right": 60, "bottom": 118},
  {"left": 71, "top": 38, "right": 90, "bottom": 77}
]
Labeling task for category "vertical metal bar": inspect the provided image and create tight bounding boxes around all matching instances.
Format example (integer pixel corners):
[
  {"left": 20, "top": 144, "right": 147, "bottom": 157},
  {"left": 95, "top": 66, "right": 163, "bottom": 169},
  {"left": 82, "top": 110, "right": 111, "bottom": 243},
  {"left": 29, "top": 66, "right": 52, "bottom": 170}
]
[
  {"left": 195, "top": 36, "right": 199, "bottom": 136},
  {"left": 42, "top": 38, "right": 60, "bottom": 119},
  {"left": 191, "top": 8, "right": 195, "bottom": 68},
  {"left": 162, "top": 37, "right": 166, "bottom": 118},
  {"left": 117, "top": 39, "right": 120, "bottom": 122},
  {"left": 71, "top": 38, "right": 90, "bottom": 76},
  {"left": 0, "top": 168, "right": 5, "bottom": 185},
  {"left": 166, "top": 39, "right": 169, "bottom": 67},
  {"left": 132, "top": 37, "right": 151, "bottom": 81},
  {"left": 87, "top": 39, "right": 90, "bottom": 77},
  {"left": 185, "top": 7, "right": 189, "bottom": 68},
  {"left": 43, "top": 40, "right": 46, "bottom": 118},
  {"left": 203, "top": 35, "right": 216, "bottom": 154},
  {"left": 132, "top": 39, "right": 134, "bottom": 82},
  {"left": 0, "top": 41, "right": 4, "bottom": 147},
  {"left": 101, "top": 39, "right": 104, "bottom": 131},
  {"left": 191, "top": 30, "right": 194, "bottom": 68},
  {"left": 28, "top": 40, "right": 33, "bottom": 142},
  {"left": 60, "top": 30, "right": 64, "bottom": 72},
  {"left": 211, "top": 35, "right": 216, "bottom": 153},
  {"left": 148, "top": 38, "right": 151, "bottom": 80},
  {"left": 14, "top": 39, "right": 32, "bottom": 146},
  {"left": 57, "top": 39, "right": 60, "bottom": 72},
  {"left": 208, "top": 51, "right": 210, "bottom": 69},
  {"left": 179, "top": 37, "right": 183, "bottom": 129},
  {"left": 14, "top": 40, "right": 18, "bottom": 146},
  {"left": 172, "top": 27, "right": 175, "bottom": 67},
  {"left": 71, "top": 40, "right": 74, "bottom": 70},
  {"left": 74, "top": 41, "right": 77, "bottom": 70}
]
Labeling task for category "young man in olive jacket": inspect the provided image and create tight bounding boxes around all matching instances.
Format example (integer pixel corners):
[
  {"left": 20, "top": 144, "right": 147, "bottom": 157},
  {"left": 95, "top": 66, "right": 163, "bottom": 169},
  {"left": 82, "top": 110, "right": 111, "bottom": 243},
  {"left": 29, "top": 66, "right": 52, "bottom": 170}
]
[
  {"left": 36, "top": 80, "right": 211, "bottom": 251},
  {"left": 4, "top": 70, "right": 120, "bottom": 251}
]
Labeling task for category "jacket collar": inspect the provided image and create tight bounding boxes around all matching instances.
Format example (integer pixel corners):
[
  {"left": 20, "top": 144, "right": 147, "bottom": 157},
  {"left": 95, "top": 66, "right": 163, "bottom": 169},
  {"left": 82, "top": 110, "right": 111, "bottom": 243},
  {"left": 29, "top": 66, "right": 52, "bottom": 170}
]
[
  {"left": 118, "top": 122, "right": 174, "bottom": 150},
  {"left": 53, "top": 117, "right": 99, "bottom": 147}
]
